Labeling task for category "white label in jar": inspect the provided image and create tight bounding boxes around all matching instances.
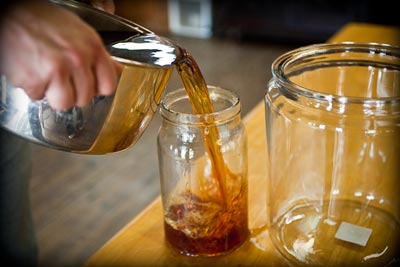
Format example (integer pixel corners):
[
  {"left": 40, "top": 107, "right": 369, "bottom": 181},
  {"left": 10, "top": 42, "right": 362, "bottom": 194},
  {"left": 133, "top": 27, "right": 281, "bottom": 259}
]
[{"left": 334, "top": 221, "right": 372, "bottom": 246}]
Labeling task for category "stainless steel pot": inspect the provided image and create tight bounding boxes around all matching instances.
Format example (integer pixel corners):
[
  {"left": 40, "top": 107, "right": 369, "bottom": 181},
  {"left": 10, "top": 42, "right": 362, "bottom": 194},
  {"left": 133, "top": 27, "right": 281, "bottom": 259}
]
[{"left": 0, "top": 0, "right": 182, "bottom": 154}]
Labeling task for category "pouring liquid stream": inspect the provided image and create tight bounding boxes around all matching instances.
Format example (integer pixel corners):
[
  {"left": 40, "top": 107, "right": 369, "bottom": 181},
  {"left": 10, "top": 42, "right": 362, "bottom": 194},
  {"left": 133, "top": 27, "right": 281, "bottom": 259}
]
[
  {"left": 163, "top": 47, "right": 248, "bottom": 256},
  {"left": 176, "top": 49, "right": 229, "bottom": 206}
]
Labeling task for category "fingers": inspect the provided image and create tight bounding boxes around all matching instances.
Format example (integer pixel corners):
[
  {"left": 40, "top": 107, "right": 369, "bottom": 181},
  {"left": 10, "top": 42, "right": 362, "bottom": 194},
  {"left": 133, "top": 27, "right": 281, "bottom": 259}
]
[
  {"left": 45, "top": 70, "right": 75, "bottom": 110},
  {"left": 94, "top": 48, "right": 119, "bottom": 96},
  {"left": 62, "top": 46, "right": 118, "bottom": 109},
  {"left": 44, "top": 46, "right": 118, "bottom": 110},
  {"left": 113, "top": 60, "right": 124, "bottom": 76},
  {"left": 1, "top": 1, "right": 119, "bottom": 111},
  {"left": 68, "top": 51, "right": 96, "bottom": 107},
  {"left": 37, "top": 43, "right": 116, "bottom": 110}
]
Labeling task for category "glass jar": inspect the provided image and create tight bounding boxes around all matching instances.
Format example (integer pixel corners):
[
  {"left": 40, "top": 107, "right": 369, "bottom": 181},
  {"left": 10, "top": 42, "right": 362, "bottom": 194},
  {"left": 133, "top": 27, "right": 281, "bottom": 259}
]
[
  {"left": 265, "top": 43, "right": 400, "bottom": 266},
  {"left": 157, "top": 86, "right": 249, "bottom": 257}
]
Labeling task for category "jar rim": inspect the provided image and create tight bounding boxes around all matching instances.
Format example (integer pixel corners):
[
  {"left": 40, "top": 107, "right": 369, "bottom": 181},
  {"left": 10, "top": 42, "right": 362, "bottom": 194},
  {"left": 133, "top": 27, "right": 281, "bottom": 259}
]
[
  {"left": 160, "top": 86, "right": 241, "bottom": 125},
  {"left": 272, "top": 42, "right": 400, "bottom": 104}
]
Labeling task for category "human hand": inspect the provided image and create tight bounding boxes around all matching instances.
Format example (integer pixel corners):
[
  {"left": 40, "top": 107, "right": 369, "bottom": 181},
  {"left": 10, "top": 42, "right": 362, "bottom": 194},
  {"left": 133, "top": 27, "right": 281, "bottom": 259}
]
[{"left": 0, "top": 1, "right": 120, "bottom": 110}]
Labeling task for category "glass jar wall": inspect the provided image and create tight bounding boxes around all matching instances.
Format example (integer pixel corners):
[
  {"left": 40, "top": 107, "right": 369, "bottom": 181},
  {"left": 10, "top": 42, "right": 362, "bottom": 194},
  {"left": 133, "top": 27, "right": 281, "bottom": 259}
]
[
  {"left": 265, "top": 43, "right": 400, "bottom": 266},
  {"left": 158, "top": 86, "right": 249, "bottom": 257}
]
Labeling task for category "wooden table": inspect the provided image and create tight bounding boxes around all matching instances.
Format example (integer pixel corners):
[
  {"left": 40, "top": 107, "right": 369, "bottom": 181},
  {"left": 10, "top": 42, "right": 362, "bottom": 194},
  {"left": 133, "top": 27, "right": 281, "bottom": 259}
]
[{"left": 84, "top": 23, "right": 400, "bottom": 267}]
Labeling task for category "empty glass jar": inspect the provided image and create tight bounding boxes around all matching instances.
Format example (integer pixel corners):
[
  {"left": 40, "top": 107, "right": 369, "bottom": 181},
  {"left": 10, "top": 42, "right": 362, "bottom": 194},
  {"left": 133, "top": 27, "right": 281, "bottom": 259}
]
[
  {"left": 157, "top": 86, "right": 248, "bottom": 257},
  {"left": 265, "top": 43, "right": 400, "bottom": 266}
]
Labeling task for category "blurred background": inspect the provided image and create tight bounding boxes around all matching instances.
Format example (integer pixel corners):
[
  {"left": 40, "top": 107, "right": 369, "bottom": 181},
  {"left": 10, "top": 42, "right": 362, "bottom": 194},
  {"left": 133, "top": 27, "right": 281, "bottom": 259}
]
[
  {"left": 116, "top": 0, "right": 398, "bottom": 42},
  {"left": 30, "top": 1, "right": 399, "bottom": 266}
]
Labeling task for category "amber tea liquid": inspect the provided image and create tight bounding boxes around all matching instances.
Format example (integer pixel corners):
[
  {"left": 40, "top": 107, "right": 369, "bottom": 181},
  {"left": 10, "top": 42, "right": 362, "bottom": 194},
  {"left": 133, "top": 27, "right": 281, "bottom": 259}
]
[{"left": 163, "top": 49, "right": 248, "bottom": 256}]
